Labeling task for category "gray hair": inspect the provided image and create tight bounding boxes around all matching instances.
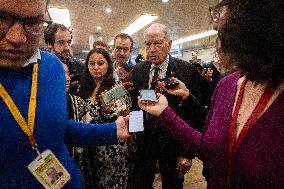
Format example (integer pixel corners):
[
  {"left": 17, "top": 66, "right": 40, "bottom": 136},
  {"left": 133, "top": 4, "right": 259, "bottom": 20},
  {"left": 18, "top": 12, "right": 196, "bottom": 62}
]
[{"left": 144, "top": 23, "right": 171, "bottom": 40}]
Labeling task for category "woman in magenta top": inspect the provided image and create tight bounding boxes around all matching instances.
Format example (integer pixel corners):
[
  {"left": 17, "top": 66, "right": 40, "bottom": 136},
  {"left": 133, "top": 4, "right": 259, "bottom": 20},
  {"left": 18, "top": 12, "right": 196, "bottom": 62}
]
[{"left": 138, "top": 0, "right": 284, "bottom": 188}]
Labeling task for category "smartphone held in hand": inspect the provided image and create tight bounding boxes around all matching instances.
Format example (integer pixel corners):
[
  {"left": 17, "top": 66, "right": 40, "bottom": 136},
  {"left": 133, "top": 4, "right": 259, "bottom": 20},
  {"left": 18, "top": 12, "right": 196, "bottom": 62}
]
[{"left": 140, "top": 89, "right": 158, "bottom": 103}]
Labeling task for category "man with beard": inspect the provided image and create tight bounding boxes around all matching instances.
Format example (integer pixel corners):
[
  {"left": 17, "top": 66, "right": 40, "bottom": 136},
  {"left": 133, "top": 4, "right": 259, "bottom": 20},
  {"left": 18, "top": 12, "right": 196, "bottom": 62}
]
[{"left": 44, "top": 23, "right": 83, "bottom": 95}]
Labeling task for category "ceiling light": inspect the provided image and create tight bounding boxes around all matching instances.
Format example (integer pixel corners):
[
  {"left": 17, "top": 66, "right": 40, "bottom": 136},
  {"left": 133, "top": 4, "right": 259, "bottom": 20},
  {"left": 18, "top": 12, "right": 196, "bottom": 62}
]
[
  {"left": 162, "top": 0, "right": 169, "bottom": 3},
  {"left": 172, "top": 30, "right": 218, "bottom": 45},
  {"left": 48, "top": 8, "right": 72, "bottom": 28},
  {"left": 105, "top": 8, "right": 112, "bottom": 13},
  {"left": 108, "top": 14, "right": 158, "bottom": 45},
  {"left": 97, "top": 26, "right": 102, "bottom": 30}
]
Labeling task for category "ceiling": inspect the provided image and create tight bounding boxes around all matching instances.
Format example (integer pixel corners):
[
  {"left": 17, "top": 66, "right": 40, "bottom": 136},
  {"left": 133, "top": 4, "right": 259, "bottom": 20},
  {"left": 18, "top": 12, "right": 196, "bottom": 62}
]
[{"left": 49, "top": 0, "right": 218, "bottom": 56}]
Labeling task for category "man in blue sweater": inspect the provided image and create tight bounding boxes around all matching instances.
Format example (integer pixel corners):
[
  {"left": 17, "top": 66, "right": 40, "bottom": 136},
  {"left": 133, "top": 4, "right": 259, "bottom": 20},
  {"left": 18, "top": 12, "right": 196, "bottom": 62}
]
[{"left": 0, "top": 0, "right": 129, "bottom": 188}]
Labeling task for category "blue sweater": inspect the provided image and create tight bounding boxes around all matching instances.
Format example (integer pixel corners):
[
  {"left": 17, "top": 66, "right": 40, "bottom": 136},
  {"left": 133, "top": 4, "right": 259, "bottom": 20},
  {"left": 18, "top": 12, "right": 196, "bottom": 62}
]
[{"left": 0, "top": 51, "right": 117, "bottom": 188}]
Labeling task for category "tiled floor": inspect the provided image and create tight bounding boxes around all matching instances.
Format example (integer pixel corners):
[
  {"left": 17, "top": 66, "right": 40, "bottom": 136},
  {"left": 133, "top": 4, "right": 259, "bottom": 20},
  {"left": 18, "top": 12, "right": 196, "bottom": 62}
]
[{"left": 153, "top": 158, "right": 207, "bottom": 189}]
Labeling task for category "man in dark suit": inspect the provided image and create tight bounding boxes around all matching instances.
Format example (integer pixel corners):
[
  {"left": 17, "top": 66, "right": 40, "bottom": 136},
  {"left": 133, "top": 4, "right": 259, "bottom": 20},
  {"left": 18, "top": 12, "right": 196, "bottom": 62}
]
[{"left": 131, "top": 23, "right": 206, "bottom": 189}]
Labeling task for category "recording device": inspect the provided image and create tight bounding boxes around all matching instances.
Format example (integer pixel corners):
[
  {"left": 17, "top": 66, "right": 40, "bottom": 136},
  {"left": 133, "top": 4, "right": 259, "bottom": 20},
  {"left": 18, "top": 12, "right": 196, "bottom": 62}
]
[
  {"left": 69, "top": 70, "right": 80, "bottom": 82},
  {"left": 120, "top": 63, "right": 133, "bottom": 72},
  {"left": 140, "top": 89, "right": 158, "bottom": 103},
  {"left": 99, "top": 85, "right": 131, "bottom": 116},
  {"left": 161, "top": 78, "right": 179, "bottom": 89}
]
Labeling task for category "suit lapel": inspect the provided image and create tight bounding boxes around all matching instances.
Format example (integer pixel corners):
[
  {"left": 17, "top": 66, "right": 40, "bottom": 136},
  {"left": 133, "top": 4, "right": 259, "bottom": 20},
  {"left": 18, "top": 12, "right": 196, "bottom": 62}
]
[
  {"left": 141, "top": 61, "right": 151, "bottom": 89},
  {"left": 166, "top": 56, "right": 176, "bottom": 77}
]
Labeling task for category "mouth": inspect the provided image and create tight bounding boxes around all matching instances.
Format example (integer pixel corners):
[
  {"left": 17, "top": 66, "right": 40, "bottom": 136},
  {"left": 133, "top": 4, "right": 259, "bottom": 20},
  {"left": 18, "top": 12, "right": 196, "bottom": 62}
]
[
  {"left": 149, "top": 55, "right": 158, "bottom": 60},
  {"left": 1, "top": 50, "right": 30, "bottom": 60}
]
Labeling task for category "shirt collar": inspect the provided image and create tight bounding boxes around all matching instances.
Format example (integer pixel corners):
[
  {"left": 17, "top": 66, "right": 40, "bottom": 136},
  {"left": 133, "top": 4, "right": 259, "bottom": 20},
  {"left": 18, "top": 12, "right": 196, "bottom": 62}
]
[
  {"left": 150, "top": 54, "right": 169, "bottom": 71},
  {"left": 23, "top": 49, "right": 41, "bottom": 67}
]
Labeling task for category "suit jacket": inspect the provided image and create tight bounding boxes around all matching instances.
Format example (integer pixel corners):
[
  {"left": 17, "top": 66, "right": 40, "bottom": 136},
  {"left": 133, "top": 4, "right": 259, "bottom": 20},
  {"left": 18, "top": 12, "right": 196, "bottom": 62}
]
[{"left": 132, "top": 55, "right": 206, "bottom": 158}]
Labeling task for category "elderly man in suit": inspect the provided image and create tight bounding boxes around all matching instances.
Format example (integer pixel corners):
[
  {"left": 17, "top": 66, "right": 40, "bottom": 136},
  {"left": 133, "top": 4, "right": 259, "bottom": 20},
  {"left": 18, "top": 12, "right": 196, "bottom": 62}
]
[{"left": 131, "top": 23, "right": 206, "bottom": 189}]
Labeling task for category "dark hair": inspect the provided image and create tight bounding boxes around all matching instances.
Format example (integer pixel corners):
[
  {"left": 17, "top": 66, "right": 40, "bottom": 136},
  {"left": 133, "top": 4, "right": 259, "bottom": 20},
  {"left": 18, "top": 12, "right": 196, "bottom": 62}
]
[
  {"left": 114, "top": 33, "right": 134, "bottom": 51},
  {"left": 93, "top": 40, "right": 108, "bottom": 49},
  {"left": 44, "top": 23, "right": 70, "bottom": 46},
  {"left": 79, "top": 48, "right": 115, "bottom": 100},
  {"left": 135, "top": 54, "right": 144, "bottom": 63},
  {"left": 218, "top": 0, "right": 283, "bottom": 83}
]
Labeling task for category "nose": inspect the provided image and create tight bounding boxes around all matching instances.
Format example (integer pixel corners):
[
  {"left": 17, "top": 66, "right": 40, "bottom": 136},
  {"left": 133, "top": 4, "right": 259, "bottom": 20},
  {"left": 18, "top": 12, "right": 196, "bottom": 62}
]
[
  {"left": 92, "top": 63, "right": 99, "bottom": 70},
  {"left": 62, "top": 42, "right": 71, "bottom": 52},
  {"left": 66, "top": 73, "right": 71, "bottom": 82},
  {"left": 5, "top": 22, "right": 28, "bottom": 45},
  {"left": 148, "top": 44, "right": 157, "bottom": 53}
]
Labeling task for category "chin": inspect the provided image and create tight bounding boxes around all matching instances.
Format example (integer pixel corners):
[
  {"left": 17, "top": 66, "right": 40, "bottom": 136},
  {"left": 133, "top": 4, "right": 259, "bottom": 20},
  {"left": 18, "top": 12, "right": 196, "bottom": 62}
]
[{"left": 0, "top": 59, "right": 27, "bottom": 69}]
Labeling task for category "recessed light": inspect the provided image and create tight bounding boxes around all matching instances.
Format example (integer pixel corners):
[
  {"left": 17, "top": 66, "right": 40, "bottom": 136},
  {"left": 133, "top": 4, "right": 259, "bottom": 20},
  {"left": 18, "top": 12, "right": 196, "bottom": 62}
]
[
  {"left": 162, "top": 0, "right": 169, "bottom": 3},
  {"left": 105, "top": 8, "right": 112, "bottom": 13},
  {"left": 97, "top": 26, "right": 102, "bottom": 30}
]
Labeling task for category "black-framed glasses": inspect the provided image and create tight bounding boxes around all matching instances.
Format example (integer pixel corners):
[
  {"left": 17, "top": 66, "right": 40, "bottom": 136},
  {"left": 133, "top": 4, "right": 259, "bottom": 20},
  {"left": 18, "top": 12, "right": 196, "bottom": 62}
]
[
  {"left": 209, "top": 1, "right": 232, "bottom": 23},
  {"left": 0, "top": 11, "right": 52, "bottom": 38}
]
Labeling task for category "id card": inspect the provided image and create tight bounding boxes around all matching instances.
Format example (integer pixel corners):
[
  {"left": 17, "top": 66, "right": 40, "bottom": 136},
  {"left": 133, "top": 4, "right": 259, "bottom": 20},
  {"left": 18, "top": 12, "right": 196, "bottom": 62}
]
[{"left": 28, "top": 149, "right": 70, "bottom": 189}]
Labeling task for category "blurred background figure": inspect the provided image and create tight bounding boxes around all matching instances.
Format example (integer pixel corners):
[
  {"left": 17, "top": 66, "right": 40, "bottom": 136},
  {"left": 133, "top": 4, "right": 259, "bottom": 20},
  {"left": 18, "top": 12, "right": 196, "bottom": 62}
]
[{"left": 93, "top": 40, "right": 108, "bottom": 51}]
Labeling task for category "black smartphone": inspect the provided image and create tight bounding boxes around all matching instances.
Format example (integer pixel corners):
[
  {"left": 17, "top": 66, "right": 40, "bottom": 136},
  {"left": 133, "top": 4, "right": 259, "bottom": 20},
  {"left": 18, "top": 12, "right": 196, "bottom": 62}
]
[
  {"left": 140, "top": 89, "right": 158, "bottom": 103},
  {"left": 164, "top": 78, "right": 179, "bottom": 89}
]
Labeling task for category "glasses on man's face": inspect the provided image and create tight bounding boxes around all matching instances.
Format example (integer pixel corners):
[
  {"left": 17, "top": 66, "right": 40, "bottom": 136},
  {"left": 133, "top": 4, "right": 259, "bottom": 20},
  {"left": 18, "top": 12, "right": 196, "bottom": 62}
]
[
  {"left": 115, "top": 46, "right": 130, "bottom": 53},
  {"left": 144, "top": 40, "right": 165, "bottom": 48},
  {"left": 0, "top": 11, "right": 52, "bottom": 39},
  {"left": 209, "top": 1, "right": 231, "bottom": 23}
]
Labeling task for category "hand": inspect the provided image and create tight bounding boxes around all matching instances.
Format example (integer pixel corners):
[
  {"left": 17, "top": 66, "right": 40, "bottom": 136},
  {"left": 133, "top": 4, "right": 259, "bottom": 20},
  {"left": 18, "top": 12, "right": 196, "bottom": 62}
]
[
  {"left": 138, "top": 93, "right": 168, "bottom": 116},
  {"left": 176, "top": 157, "right": 192, "bottom": 176},
  {"left": 158, "top": 78, "right": 190, "bottom": 101},
  {"left": 115, "top": 115, "right": 130, "bottom": 139},
  {"left": 115, "top": 66, "right": 133, "bottom": 82}
]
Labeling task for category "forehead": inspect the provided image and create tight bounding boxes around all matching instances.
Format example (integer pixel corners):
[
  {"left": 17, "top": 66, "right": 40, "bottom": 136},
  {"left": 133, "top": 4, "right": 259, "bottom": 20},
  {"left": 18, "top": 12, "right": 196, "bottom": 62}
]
[
  {"left": 89, "top": 53, "right": 106, "bottom": 61},
  {"left": 114, "top": 37, "right": 131, "bottom": 47},
  {"left": 0, "top": 0, "right": 46, "bottom": 17},
  {"left": 145, "top": 28, "right": 166, "bottom": 41},
  {"left": 55, "top": 29, "right": 71, "bottom": 40}
]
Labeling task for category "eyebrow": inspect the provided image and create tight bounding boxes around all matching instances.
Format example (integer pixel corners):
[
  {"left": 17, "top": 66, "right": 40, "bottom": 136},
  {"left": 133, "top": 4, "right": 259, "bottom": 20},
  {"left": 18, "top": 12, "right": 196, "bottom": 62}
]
[{"left": 0, "top": 10, "right": 44, "bottom": 20}]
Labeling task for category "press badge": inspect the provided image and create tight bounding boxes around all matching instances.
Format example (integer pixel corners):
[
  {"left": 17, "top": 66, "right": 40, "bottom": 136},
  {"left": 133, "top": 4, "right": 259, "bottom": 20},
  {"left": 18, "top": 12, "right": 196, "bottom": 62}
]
[{"left": 28, "top": 149, "right": 70, "bottom": 189}]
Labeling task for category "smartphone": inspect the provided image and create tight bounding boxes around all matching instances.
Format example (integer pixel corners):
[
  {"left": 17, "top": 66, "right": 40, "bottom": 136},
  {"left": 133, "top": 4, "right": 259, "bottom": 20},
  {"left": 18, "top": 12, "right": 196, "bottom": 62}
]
[{"left": 140, "top": 89, "right": 158, "bottom": 103}]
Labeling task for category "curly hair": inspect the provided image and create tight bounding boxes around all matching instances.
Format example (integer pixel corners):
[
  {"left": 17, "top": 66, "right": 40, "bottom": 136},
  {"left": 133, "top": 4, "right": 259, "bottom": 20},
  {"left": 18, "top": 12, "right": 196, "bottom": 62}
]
[
  {"left": 79, "top": 48, "right": 115, "bottom": 100},
  {"left": 217, "top": 0, "right": 284, "bottom": 83},
  {"left": 44, "top": 23, "right": 70, "bottom": 46}
]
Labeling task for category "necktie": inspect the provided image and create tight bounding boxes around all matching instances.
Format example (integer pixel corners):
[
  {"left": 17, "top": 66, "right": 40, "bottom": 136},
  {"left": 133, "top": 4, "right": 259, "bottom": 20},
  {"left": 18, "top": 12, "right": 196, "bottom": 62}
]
[{"left": 151, "top": 66, "right": 160, "bottom": 91}]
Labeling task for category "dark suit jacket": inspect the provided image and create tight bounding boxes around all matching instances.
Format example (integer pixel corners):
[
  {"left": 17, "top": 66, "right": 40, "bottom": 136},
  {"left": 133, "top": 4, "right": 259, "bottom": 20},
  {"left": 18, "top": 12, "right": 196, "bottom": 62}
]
[{"left": 132, "top": 56, "right": 206, "bottom": 158}]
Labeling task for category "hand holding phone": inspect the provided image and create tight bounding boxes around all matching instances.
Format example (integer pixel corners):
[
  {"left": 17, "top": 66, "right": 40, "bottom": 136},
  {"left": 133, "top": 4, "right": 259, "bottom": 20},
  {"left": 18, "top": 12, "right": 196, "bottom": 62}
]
[{"left": 140, "top": 89, "right": 158, "bottom": 103}]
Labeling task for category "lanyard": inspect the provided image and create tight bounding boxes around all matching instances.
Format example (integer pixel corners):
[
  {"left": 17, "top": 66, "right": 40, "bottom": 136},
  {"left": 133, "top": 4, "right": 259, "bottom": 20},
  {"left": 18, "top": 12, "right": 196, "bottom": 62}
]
[
  {"left": 227, "top": 79, "right": 278, "bottom": 182},
  {"left": 0, "top": 64, "right": 39, "bottom": 150}
]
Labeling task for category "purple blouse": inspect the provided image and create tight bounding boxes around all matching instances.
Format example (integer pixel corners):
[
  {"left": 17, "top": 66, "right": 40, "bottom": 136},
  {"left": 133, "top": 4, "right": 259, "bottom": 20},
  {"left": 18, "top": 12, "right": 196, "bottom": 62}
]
[{"left": 159, "top": 72, "right": 284, "bottom": 189}]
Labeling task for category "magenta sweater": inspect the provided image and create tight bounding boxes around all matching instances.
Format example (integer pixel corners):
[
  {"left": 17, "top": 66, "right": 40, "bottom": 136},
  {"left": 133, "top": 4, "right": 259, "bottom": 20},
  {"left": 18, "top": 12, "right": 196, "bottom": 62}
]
[{"left": 159, "top": 72, "right": 284, "bottom": 189}]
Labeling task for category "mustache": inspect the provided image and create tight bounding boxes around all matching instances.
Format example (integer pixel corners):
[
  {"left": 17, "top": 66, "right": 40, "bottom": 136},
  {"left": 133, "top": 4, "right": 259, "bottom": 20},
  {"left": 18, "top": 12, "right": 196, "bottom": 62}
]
[{"left": 63, "top": 50, "right": 71, "bottom": 54}]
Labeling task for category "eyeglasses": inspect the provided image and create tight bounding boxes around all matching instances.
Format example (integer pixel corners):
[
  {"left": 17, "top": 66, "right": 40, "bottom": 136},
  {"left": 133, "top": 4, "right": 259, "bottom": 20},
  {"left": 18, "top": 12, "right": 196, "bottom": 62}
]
[
  {"left": 209, "top": 1, "right": 232, "bottom": 23},
  {"left": 144, "top": 40, "right": 165, "bottom": 48},
  {"left": 0, "top": 11, "right": 52, "bottom": 38},
  {"left": 114, "top": 46, "right": 130, "bottom": 53}
]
